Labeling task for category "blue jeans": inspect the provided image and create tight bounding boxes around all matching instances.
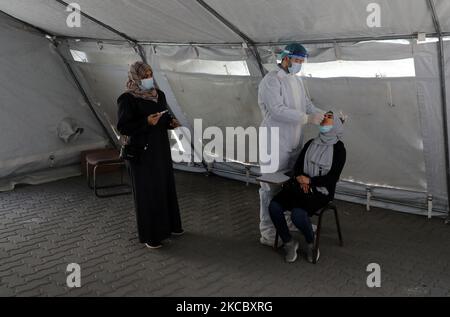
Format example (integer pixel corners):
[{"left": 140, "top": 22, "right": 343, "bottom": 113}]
[{"left": 269, "top": 200, "right": 314, "bottom": 244}]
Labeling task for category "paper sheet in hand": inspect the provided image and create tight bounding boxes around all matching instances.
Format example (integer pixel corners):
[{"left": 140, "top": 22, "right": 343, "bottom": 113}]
[{"left": 257, "top": 172, "right": 290, "bottom": 185}]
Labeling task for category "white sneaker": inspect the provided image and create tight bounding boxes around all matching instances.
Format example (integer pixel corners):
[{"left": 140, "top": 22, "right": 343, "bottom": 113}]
[
  {"left": 283, "top": 240, "right": 299, "bottom": 263},
  {"left": 259, "top": 236, "right": 281, "bottom": 248},
  {"left": 145, "top": 243, "right": 162, "bottom": 249}
]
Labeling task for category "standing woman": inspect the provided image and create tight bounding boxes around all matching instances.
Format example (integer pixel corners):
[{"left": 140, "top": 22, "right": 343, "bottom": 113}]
[{"left": 117, "top": 61, "right": 183, "bottom": 249}]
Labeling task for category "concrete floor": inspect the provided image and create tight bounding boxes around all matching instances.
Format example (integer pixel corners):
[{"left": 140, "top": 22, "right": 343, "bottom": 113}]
[{"left": 0, "top": 170, "right": 449, "bottom": 296}]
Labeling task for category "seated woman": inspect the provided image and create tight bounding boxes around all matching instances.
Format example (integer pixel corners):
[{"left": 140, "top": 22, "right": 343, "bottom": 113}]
[{"left": 269, "top": 111, "right": 346, "bottom": 263}]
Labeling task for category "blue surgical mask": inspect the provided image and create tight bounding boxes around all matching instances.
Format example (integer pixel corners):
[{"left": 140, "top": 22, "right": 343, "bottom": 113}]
[
  {"left": 288, "top": 62, "right": 302, "bottom": 74},
  {"left": 140, "top": 78, "right": 154, "bottom": 90},
  {"left": 320, "top": 125, "right": 333, "bottom": 134}
]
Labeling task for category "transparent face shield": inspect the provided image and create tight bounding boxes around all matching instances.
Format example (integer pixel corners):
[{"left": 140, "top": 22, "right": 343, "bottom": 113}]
[
  {"left": 289, "top": 54, "right": 308, "bottom": 64},
  {"left": 275, "top": 52, "right": 308, "bottom": 64}
]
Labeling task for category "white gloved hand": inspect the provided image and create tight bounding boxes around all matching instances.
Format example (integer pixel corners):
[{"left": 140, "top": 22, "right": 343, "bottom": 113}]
[
  {"left": 305, "top": 112, "right": 324, "bottom": 125},
  {"left": 338, "top": 110, "right": 348, "bottom": 123}
]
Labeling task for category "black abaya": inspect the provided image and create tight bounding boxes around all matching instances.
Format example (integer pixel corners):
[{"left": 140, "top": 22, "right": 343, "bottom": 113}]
[{"left": 117, "top": 90, "right": 182, "bottom": 245}]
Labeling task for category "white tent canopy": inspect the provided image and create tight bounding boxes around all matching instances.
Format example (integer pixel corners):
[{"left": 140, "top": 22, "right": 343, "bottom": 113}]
[
  {"left": 1, "top": 0, "right": 450, "bottom": 43},
  {"left": 0, "top": 0, "right": 449, "bottom": 220}
]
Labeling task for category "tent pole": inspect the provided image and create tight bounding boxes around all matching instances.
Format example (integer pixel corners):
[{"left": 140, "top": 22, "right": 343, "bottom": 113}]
[
  {"left": 54, "top": 0, "right": 150, "bottom": 66},
  {"left": 58, "top": 34, "right": 450, "bottom": 48},
  {"left": 194, "top": 0, "right": 266, "bottom": 76},
  {"left": 255, "top": 33, "right": 439, "bottom": 46},
  {"left": 53, "top": 0, "right": 136, "bottom": 43},
  {"left": 427, "top": 0, "right": 450, "bottom": 222},
  {"left": 136, "top": 44, "right": 148, "bottom": 64},
  {"left": 0, "top": 10, "right": 53, "bottom": 36}
]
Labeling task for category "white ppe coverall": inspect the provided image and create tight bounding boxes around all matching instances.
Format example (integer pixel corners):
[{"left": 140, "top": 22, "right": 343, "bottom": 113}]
[{"left": 258, "top": 66, "right": 323, "bottom": 242}]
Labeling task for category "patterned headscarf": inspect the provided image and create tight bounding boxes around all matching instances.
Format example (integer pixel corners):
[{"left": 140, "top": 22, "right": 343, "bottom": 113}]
[{"left": 126, "top": 61, "right": 159, "bottom": 102}]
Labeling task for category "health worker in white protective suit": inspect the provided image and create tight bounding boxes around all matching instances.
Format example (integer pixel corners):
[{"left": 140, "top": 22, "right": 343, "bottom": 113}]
[{"left": 258, "top": 43, "right": 324, "bottom": 247}]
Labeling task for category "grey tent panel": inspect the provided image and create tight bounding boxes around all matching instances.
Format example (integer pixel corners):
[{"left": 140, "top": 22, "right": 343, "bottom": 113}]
[
  {"left": 204, "top": 0, "right": 436, "bottom": 43},
  {"left": 0, "top": 1, "right": 449, "bottom": 216},
  {"left": 0, "top": 0, "right": 441, "bottom": 43},
  {"left": 0, "top": 12, "right": 109, "bottom": 187},
  {"left": 0, "top": 0, "right": 121, "bottom": 39},
  {"left": 66, "top": 0, "right": 242, "bottom": 43}
]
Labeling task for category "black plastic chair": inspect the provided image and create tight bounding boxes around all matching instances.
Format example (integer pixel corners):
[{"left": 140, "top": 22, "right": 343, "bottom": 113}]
[{"left": 274, "top": 201, "right": 343, "bottom": 264}]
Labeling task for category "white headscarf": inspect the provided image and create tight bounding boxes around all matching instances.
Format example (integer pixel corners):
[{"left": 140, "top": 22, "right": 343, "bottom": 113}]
[{"left": 304, "top": 114, "right": 344, "bottom": 195}]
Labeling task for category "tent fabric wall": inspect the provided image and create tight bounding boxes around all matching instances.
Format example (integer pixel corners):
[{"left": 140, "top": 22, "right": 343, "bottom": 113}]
[
  {"left": 156, "top": 40, "right": 448, "bottom": 215},
  {"left": 70, "top": 0, "right": 242, "bottom": 43},
  {"left": 302, "top": 77, "right": 426, "bottom": 191},
  {"left": 144, "top": 40, "right": 445, "bottom": 215},
  {"left": 63, "top": 39, "right": 448, "bottom": 215},
  {"left": 59, "top": 41, "right": 211, "bottom": 168},
  {"left": 199, "top": 0, "right": 436, "bottom": 43},
  {"left": 436, "top": 0, "right": 450, "bottom": 33},
  {"left": 259, "top": 41, "right": 416, "bottom": 65},
  {"left": 259, "top": 39, "right": 448, "bottom": 214},
  {"left": 300, "top": 41, "right": 433, "bottom": 215},
  {"left": 146, "top": 43, "right": 262, "bottom": 173},
  {"left": 414, "top": 41, "right": 449, "bottom": 212},
  {"left": 0, "top": 12, "right": 109, "bottom": 191},
  {"left": 0, "top": 0, "right": 121, "bottom": 40},
  {"left": 58, "top": 40, "right": 142, "bottom": 144},
  {"left": 0, "top": 1, "right": 448, "bottom": 216},
  {"left": 0, "top": 1, "right": 441, "bottom": 43}
]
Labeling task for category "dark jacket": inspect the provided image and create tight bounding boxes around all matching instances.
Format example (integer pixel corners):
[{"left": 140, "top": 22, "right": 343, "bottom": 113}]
[
  {"left": 117, "top": 90, "right": 174, "bottom": 149},
  {"left": 293, "top": 138, "right": 346, "bottom": 200},
  {"left": 273, "top": 138, "right": 346, "bottom": 214}
]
